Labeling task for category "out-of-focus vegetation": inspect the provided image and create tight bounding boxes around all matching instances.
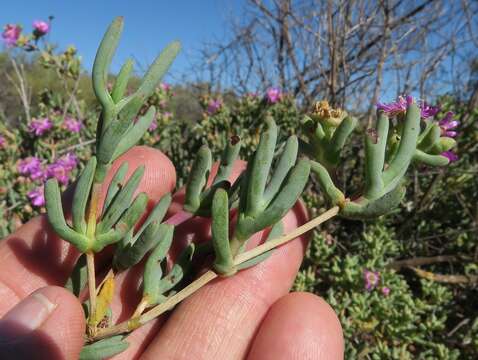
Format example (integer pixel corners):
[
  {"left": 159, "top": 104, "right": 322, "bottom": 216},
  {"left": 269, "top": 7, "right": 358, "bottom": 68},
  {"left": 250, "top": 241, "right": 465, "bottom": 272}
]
[{"left": 1, "top": 4, "right": 477, "bottom": 358}]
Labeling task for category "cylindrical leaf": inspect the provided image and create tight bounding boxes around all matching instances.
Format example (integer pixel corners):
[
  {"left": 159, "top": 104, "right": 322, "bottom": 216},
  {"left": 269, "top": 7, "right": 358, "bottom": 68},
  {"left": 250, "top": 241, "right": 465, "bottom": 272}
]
[
  {"left": 184, "top": 145, "right": 212, "bottom": 213},
  {"left": 97, "top": 165, "right": 145, "bottom": 234},
  {"left": 134, "top": 41, "right": 181, "bottom": 101},
  {"left": 364, "top": 113, "right": 389, "bottom": 199},
  {"left": 72, "top": 157, "right": 97, "bottom": 234},
  {"left": 211, "top": 189, "right": 235, "bottom": 275},
  {"left": 143, "top": 224, "right": 174, "bottom": 304},
  {"left": 45, "top": 179, "right": 89, "bottom": 252},
  {"left": 102, "top": 162, "right": 129, "bottom": 215},
  {"left": 263, "top": 135, "right": 298, "bottom": 207},
  {"left": 246, "top": 117, "right": 277, "bottom": 217},
  {"left": 111, "top": 58, "right": 133, "bottom": 103},
  {"left": 111, "top": 106, "right": 157, "bottom": 161},
  {"left": 92, "top": 17, "right": 123, "bottom": 120},
  {"left": 382, "top": 104, "right": 420, "bottom": 193}
]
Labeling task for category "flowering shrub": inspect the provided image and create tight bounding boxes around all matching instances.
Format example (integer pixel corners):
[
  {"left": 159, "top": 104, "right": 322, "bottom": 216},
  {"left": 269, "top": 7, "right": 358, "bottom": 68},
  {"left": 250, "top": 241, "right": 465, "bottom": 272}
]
[{"left": 0, "top": 17, "right": 477, "bottom": 359}]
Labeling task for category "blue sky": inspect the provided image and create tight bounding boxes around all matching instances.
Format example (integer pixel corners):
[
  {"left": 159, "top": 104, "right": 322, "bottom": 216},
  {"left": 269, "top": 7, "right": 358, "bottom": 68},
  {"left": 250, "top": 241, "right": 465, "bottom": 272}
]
[{"left": 0, "top": 0, "right": 241, "bottom": 81}]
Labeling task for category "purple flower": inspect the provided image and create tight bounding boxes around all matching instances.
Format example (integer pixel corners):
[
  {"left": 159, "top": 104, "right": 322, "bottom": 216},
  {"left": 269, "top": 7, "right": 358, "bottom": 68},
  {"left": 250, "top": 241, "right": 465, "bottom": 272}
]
[
  {"left": 2, "top": 24, "right": 21, "bottom": 47},
  {"left": 377, "top": 95, "right": 413, "bottom": 117},
  {"left": 441, "top": 151, "right": 458, "bottom": 163},
  {"left": 148, "top": 119, "right": 158, "bottom": 131},
  {"left": 33, "top": 20, "right": 49, "bottom": 36},
  {"left": 18, "top": 157, "right": 45, "bottom": 181},
  {"left": 438, "top": 111, "right": 459, "bottom": 138},
  {"left": 419, "top": 101, "right": 440, "bottom": 119},
  {"left": 381, "top": 287, "right": 391, "bottom": 297},
  {"left": 46, "top": 153, "right": 78, "bottom": 185},
  {"left": 363, "top": 269, "right": 380, "bottom": 291},
  {"left": 160, "top": 83, "right": 171, "bottom": 92},
  {"left": 0, "top": 135, "right": 5, "bottom": 148},
  {"left": 207, "top": 99, "right": 222, "bottom": 115},
  {"left": 63, "top": 117, "right": 83, "bottom": 133},
  {"left": 27, "top": 186, "right": 45, "bottom": 207},
  {"left": 377, "top": 95, "right": 439, "bottom": 119},
  {"left": 265, "top": 87, "right": 282, "bottom": 104},
  {"left": 29, "top": 117, "right": 53, "bottom": 136}
]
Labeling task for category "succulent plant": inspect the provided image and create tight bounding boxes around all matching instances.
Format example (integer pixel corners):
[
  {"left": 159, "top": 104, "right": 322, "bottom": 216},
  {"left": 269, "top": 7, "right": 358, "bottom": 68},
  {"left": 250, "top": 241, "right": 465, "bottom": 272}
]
[{"left": 41, "top": 17, "right": 458, "bottom": 359}]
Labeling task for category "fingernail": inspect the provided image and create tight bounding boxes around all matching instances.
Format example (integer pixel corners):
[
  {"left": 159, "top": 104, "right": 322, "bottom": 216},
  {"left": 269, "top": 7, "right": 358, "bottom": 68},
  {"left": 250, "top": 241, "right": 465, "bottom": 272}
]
[{"left": 2, "top": 292, "right": 57, "bottom": 331}]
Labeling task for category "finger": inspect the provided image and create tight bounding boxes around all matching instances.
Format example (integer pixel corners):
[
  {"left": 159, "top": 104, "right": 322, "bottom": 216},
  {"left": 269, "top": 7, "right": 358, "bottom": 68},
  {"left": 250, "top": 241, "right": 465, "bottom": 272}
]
[
  {"left": 247, "top": 292, "right": 343, "bottom": 360},
  {"left": 142, "top": 201, "right": 309, "bottom": 360},
  {"left": 0, "top": 146, "right": 176, "bottom": 314},
  {"left": 0, "top": 286, "right": 85, "bottom": 360}
]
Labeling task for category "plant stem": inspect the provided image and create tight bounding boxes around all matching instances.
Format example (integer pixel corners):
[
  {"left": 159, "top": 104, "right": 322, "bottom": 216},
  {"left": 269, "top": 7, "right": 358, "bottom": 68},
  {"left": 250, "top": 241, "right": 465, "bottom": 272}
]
[
  {"left": 91, "top": 206, "right": 340, "bottom": 341},
  {"left": 86, "top": 251, "right": 97, "bottom": 336},
  {"left": 132, "top": 297, "right": 150, "bottom": 318},
  {"left": 85, "top": 180, "right": 102, "bottom": 336}
]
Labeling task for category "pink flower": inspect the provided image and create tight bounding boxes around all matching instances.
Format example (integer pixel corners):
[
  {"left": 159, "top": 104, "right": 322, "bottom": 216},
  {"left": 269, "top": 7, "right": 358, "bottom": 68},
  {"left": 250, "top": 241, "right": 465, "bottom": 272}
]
[
  {"left": 2, "top": 24, "right": 21, "bottom": 47},
  {"left": 377, "top": 95, "right": 440, "bottom": 119},
  {"left": 46, "top": 153, "right": 78, "bottom": 185},
  {"left": 160, "top": 83, "right": 171, "bottom": 92},
  {"left": 363, "top": 269, "right": 380, "bottom": 291},
  {"left": 438, "top": 112, "right": 459, "bottom": 138},
  {"left": 18, "top": 157, "right": 44, "bottom": 181},
  {"left": 33, "top": 20, "right": 49, "bottom": 36},
  {"left": 0, "top": 135, "right": 5, "bottom": 148},
  {"left": 148, "top": 119, "right": 158, "bottom": 131},
  {"left": 441, "top": 151, "right": 458, "bottom": 163},
  {"left": 265, "top": 88, "right": 282, "bottom": 104},
  {"left": 29, "top": 117, "right": 53, "bottom": 136},
  {"left": 419, "top": 101, "right": 440, "bottom": 119},
  {"left": 207, "top": 99, "right": 222, "bottom": 115},
  {"left": 27, "top": 186, "right": 45, "bottom": 207},
  {"left": 63, "top": 117, "right": 83, "bottom": 133},
  {"left": 381, "top": 287, "right": 391, "bottom": 296}
]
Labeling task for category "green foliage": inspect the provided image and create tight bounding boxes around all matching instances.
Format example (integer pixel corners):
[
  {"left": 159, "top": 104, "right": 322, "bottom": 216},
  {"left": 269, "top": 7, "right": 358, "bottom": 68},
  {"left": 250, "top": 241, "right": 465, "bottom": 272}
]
[{"left": 0, "top": 16, "right": 476, "bottom": 359}]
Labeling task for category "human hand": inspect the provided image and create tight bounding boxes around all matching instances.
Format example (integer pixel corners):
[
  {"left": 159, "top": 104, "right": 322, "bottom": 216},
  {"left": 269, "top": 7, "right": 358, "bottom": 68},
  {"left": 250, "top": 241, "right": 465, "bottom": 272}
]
[{"left": 0, "top": 146, "right": 343, "bottom": 359}]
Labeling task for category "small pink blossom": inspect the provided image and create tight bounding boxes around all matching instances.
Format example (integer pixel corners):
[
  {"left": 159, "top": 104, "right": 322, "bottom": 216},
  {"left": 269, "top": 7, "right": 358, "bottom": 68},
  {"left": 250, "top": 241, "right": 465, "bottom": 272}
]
[
  {"left": 381, "top": 287, "right": 391, "bottom": 296},
  {"left": 160, "top": 83, "right": 171, "bottom": 92},
  {"left": 27, "top": 186, "right": 45, "bottom": 207},
  {"left": 33, "top": 20, "right": 49, "bottom": 36},
  {"left": 438, "top": 112, "right": 459, "bottom": 138},
  {"left": 18, "top": 157, "right": 44, "bottom": 181},
  {"left": 363, "top": 269, "right": 380, "bottom": 291},
  {"left": 265, "top": 88, "right": 282, "bottom": 104},
  {"left": 46, "top": 153, "right": 78, "bottom": 185},
  {"left": 29, "top": 117, "right": 53, "bottom": 136},
  {"left": 148, "top": 119, "right": 158, "bottom": 131},
  {"left": 441, "top": 151, "right": 458, "bottom": 163},
  {"left": 2, "top": 24, "right": 21, "bottom": 47},
  {"left": 63, "top": 117, "right": 83, "bottom": 133},
  {"left": 377, "top": 95, "right": 439, "bottom": 119},
  {"left": 419, "top": 101, "right": 440, "bottom": 119},
  {"left": 0, "top": 135, "right": 6, "bottom": 148},
  {"left": 207, "top": 99, "right": 222, "bottom": 115}
]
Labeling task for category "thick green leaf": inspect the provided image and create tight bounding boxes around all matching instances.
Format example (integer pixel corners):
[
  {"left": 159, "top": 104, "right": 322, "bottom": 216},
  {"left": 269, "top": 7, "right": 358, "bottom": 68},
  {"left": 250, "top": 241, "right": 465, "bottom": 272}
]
[
  {"left": 97, "top": 165, "right": 145, "bottom": 234},
  {"left": 79, "top": 336, "right": 129, "bottom": 360},
  {"left": 211, "top": 189, "right": 235, "bottom": 275},
  {"left": 44, "top": 179, "right": 89, "bottom": 252},
  {"left": 72, "top": 157, "right": 97, "bottom": 234}
]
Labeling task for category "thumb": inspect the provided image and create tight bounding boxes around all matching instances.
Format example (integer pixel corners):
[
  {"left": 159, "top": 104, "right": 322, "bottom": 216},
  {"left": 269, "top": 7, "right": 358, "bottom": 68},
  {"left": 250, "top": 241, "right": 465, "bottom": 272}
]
[{"left": 0, "top": 286, "right": 85, "bottom": 360}]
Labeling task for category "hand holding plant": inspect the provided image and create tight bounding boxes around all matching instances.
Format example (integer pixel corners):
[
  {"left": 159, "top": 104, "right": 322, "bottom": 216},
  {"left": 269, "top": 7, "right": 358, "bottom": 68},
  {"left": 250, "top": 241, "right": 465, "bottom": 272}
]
[{"left": 0, "top": 16, "right": 460, "bottom": 359}]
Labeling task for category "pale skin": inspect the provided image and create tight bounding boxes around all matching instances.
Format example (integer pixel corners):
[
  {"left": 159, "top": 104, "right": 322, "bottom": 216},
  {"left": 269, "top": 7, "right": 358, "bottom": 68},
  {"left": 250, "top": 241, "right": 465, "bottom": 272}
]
[{"left": 0, "top": 146, "right": 344, "bottom": 359}]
